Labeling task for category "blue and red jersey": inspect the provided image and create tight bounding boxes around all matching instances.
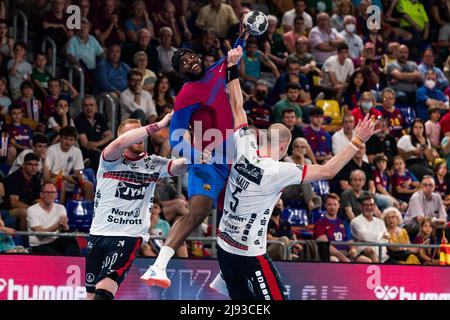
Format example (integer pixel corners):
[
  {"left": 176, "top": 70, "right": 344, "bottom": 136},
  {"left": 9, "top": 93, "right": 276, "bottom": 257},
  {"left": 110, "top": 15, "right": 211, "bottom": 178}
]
[
  {"left": 303, "top": 126, "right": 331, "bottom": 157},
  {"left": 313, "top": 216, "right": 352, "bottom": 251},
  {"left": 7, "top": 123, "right": 32, "bottom": 148}
]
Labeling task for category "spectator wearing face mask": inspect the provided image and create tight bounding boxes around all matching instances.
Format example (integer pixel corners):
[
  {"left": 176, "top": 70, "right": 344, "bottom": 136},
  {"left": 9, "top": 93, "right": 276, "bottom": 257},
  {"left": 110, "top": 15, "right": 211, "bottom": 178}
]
[
  {"left": 339, "top": 15, "right": 364, "bottom": 60},
  {"left": 416, "top": 69, "right": 449, "bottom": 120},
  {"left": 351, "top": 91, "right": 382, "bottom": 125}
]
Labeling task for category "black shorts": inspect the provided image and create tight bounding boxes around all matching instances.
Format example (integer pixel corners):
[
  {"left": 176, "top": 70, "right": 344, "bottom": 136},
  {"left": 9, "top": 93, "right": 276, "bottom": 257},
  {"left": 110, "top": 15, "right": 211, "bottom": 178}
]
[
  {"left": 85, "top": 235, "right": 142, "bottom": 294},
  {"left": 217, "top": 246, "right": 288, "bottom": 300}
]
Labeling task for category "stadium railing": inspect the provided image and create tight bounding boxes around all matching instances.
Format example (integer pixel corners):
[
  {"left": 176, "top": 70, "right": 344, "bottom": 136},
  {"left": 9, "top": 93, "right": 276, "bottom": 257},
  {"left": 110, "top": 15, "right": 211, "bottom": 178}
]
[
  {"left": 98, "top": 93, "right": 118, "bottom": 136},
  {"left": 41, "top": 37, "right": 57, "bottom": 77},
  {"left": 68, "top": 64, "right": 85, "bottom": 113},
  {"left": 12, "top": 10, "right": 27, "bottom": 44}
]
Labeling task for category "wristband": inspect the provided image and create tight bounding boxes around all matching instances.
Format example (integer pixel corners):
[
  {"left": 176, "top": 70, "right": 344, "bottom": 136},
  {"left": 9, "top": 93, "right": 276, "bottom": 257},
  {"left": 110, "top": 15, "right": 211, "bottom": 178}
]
[
  {"left": 349, "top": 142, "right": 359, "bottom": 151},
  {"left": 351, "top": 137, "right": 363, "bottom": 149},
  {"left": 145, "top": 123, "right": 159, "bottom": 135},
  {"left": 226, "top": 64, "right": 239, "bottom": 83}
]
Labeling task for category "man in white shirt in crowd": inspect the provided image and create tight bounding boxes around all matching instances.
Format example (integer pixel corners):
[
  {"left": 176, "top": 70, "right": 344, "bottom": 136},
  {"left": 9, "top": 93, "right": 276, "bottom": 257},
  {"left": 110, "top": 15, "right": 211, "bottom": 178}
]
[
  {"left": 350, "top": 194, "right": 389, "bottom": 263},
  {"left": 120, "top": 69, "right": 157, "bottom": 124},
  {"left": 9, "top": 134, "right": 48, "bottom": 175},
  {"left": 339, "top": 15, "right": 363, "bottom": 60},
  {"left": 282, "top": 0, "right": 313, "bottom": 33},
  {"left": 27, "top": 181, "right": 81, "bottom": 255},
  {"left": 332, "top": 113, "right": 355, "bottom": 155},
  {"left": 44, "top": 126, "right": 94, "bottom": 204}
]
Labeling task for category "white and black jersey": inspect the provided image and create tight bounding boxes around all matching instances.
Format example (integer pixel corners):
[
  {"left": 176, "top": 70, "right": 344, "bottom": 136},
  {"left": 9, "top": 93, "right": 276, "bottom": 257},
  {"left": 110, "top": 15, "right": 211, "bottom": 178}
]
[
  {"left": 89, "top": 152, "right": 173, "bottom": 242},
  {"left": 217, "top": 126, "right": 307, "bottom": 257}
]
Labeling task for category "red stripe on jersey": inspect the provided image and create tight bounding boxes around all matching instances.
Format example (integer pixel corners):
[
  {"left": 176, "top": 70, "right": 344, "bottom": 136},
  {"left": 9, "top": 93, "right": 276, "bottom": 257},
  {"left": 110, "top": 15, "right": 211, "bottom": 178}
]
[
  {"left": 234, "top": 123, "right": 248, "bottom": 132},
  {"left": 167, "top": 160, "right": 174, "bottom": 177},
  {"left": 103, "top": 172, "right": 157, "bottom": 184},
  {"left": 101, "top": 150, "right": 120, "bottom": 162},
  {"left": 116, "top": 238, "right": 142, "bottom": 277},
  {"left": 301, "top": 165, "right": 308, "bottom": 183},
  {"left": 256, "top": 255, "right": 283, "bottom": 300},
  {"left": 123, "top": 152, "right": 147, "bottom": 161}
]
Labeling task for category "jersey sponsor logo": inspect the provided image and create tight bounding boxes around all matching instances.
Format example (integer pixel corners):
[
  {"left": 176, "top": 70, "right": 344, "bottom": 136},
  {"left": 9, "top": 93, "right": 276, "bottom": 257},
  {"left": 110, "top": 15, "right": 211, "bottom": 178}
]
[
  {"left": 234, "top": 156, "right": 264, "bottom": 185},
  {"left": 122, "top": 158, "right": 138, "bottom": 169},
  {"left": 236, "top": 175, "right": 250, "bottom": 190},
  {"left": 223, "top": 220, "right": 239, "bottom": 233},
  {"left": 224, "top": 209, "right": 247, "bottom": 222},
  {"left": 241, "top": 213, "right": 257, "bottom": 242},
  {"left": 106, "top": 208, "right": 142, "bottom": 225},
  {"left": 115, "top": 181, "right": 150, "bottom": 200},
  {"left": 217, "top": 230, "right": 248, "bottom": 251}
]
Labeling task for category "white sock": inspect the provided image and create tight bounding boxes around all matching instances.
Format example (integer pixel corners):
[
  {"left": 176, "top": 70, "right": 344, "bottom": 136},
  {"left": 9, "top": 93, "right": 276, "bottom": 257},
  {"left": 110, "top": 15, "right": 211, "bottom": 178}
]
[{"left": 154, "top": 246, "right": 175, "bottom": 270}]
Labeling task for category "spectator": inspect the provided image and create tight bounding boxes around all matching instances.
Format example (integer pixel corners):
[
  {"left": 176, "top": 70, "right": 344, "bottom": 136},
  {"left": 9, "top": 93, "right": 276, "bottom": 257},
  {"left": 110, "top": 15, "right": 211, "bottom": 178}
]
[
  {"left": 152, "top": 1, "right": 182, "bottom": 47},
  {"left": 31, "top": 52, "right": 52, "bottom": 99},
  {"left": 0, "top": 214, "right": 17, "bottom": 253},
  {"left": 273, "top": 83, "right": 304, "bottom": 124},
  {"left": 339, "top": 16, "right": 363, "bottom": 60},
  {"left": 120, "top": 69, "right": 157, "bottom": 124},
  {"left": 42, "top": 78, "right": 78, "bottom": 122},
  {"left": 122, "top": 28, "right": 161, "bottom": 73},
  {"left": 92, "top": 0, "right": 126, "bottom": 47},
  {"left": 383, "top": 207, "right": 420, "bottom": 264},
  {"left": 153, "top": 75, "right": 174, "bottom": 116},
  {"left": 416, "top": 69, "right": 449, "bottom": 120},
  {"left": 95, "top": 41, "right": 131, "bottom": 98},
  {"left": 242, "top": 80, "right": 272, "bottom": 129},
  {"left": 0, "top": 19, "right": 13, "bottom": 57},
  {"left": 425, "top": 108, "right": 442, "bottom": 149},
  {"left": 47, "top": 98, "right": 75, "bottom": 144},
  {"left": 308, "top": 12, "right": 344, "bottom": 66},
  {"left": 260, "top": 15, "right": 288, "bottom": 68},
  {"left": 395, "top": 0, "right": 429, "bottom": 49},
  {"left": 303, "top": 107, "right": 332, "bottom": 163},
  {"left": 5, "top": 152, "right": 42, "bottom": 230},
  {"left": 434, "top": 161, "right": 450, "bottom": 209},
  {"left": 15, "top": 81, "right": 44, "bottom": 132},
  {"left": 378, "top": 87, "right": 405, "bottom": 139},
  {"left": 350, "top": 194, "right": 389, "bottom": 263},
  {"left": 6, "top": 104, "right": 33, "bottom": 154},
  {"left": 9, "top": 134, "right": 48, "bottom": 175},
  {"left": 397, "top": 119, "right": 436, "bottom": 180},
  {"left": 133, "top": 51, "right": 157, "bottom": 93},
  {"left": 382, "top": 41, "right": 400, "bottom": 74},
  {"left": 357, "top": 42, "right": 382, "bottom": 91},
  {"left": 192, "top": 28, "right": 224, "bottom": 63},
  {"left": 283, "top": 15, "right": 308, "bottom": 54},
  {"left": 414, "top": 217, "right": 440, "bottom": 265},
  {"left": 157, "top": 27, "right": 178, "bottom": 74},
  {"left": 66, "top": 18, "right": 104, "bottom": 89},
  {"left": 125, "top": 0, "right": 154, "bottom": 43},
  {"left": 372, "top": 154, "right": 399, "bottom": 206},
  {"left": 429, "top": 0, "right": 450, "bottom": 43},
  {"left": 41, "top": 0, "right": 74, "bottom": 53},
  {"left": 341, "top": 69, "right": 369, "bottom": 112},
  {"left": 27, "top": 181, "right": 82, "bottom": 256},
  {"left": 287, "top": 36, "right": 321, "bottom": 79},
  {"left": 223, "top": 6, "right": 251, "bottom": 51},
  {"left": 365, "top": 118, "right": 398, "bottom": 163},
  {"left": 314, "top": 193, "right": 361, "bottom": 262},
  {"left": 320, "top": 42, "right": 354, "bottom": 101},
  {"left": 195, "top": 0, "right": 239, "bottom": 40},
  {"left": 7, "top": 41, "right": 32, "bottom": 100},
  {"left": 391, "top": 155, "right": 421, "bottom": 203},
  {"left": 267, "top": 199, "right": 302, "bottom": 261},
  {"left": 44, "top": 126, "right": 94, "bottom": 204},
  {"left": 341, "top": 169, "right": 382, "bottom": 221},
  {"left": 386, "top": 44, "right": 423, "bottom": 106},
  {"left": 282, "top": 0, "right": 313, "bottom": 33},
  {"left": 79, "top": 0, "right": 91, "bottom": 19},
  {"left": 418, "top": 48, "right": 449, "bottom": 91},
  {"left": 440, "top": 110, "right": 450, "bottom": 136},
  {"left": 332, "top": 113, "right": 354, "bottom": 156},
  {"left": 351, "top": 91, "right": 382, "bottom": 125},
  {"left": 404, "top": 175, "right": 448, "bottom": 239},
  {"left": 240, "top": 37, "right": 280, "bottom": 93},
  {"left": 74, "top": 95, "right": 113, "bottom": 173},
  {"left": 0, "top": 76, "right": 11, "bottom": 114},
  {"left": 281, "top": 110, "right": 310, "bottom": 157},
  {"left": 331, "top": 0, "right": 355, "bottom": 32}
]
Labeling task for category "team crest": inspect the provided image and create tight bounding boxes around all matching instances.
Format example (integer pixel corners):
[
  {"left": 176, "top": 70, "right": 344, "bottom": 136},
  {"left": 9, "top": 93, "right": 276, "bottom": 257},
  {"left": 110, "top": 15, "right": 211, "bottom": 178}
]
[{"left": 203, "top": 184, "right": 211, "bottom": 191}]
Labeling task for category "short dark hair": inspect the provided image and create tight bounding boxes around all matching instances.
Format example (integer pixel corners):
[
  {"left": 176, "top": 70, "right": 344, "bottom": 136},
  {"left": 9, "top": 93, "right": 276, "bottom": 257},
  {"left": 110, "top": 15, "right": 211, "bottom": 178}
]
[
  {"left": 33, "top": 134, "right": 48, "bottom": 146},
  {"left": 325, "top": 193, "right": 341, "bottom": 203},
  {"left": 359, "top": 194, "right": 375, "bottom": 205},
  {"left": 13, "top": 41, "right": 27, "bottom": 52},
  {"left": 24, "top": 152, "right": 40, "bottom": 163},
  {"left": 337, "top": 42, "right": 349, "bottom": 52},
  {"left": 282, "top": 108, "right": 296, "bottom": 117},
  {"left": 128, "top": 69, "right": 143, "bottom": 81},
  {"left": 20, "top": 80, "right": 33, "bottom": 91},
  {"left": 286, "top": 56, "right": 300, "bottom": 67},
  {"left": 59, "top": 126, "right": 78, "bottom": 139},
  {"left": 8, "top": 104, "right": 22, "bottom": 114},
  {"left": 34, "top": 51, "right": 46, "bottom": 60},
  {"left": 48, "top": 77, "right": 60, "bottom": 86},
  {"left": 429, "top": 107, "right": 440, "bottom": 116},
  {"left": 373, "top": 154, "right": 388, "bottom": 165},
  {"left": 309, "top": 107, "right": 324, "bottom": 117},
  {"left": 287, "top": 82, "right": 301, "bottom": 91},
  {"left": 247, "top": 36, "right": 258, "bottom": 46},
  {"left": 107, "top": 40, "right": 122, "bottom": 51}
]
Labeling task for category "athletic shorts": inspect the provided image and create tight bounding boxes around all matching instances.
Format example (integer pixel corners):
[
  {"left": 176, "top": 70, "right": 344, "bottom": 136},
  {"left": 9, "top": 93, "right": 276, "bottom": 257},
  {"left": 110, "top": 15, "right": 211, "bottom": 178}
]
[
  {"left": 187, "top": 163, "right": 229, "bottom": 208},
  {"left": 85, "top": 235, "right": 142, "bottom": 293},
  {"left": 217, "top": 245, "right": 288, "bottom": 300}
]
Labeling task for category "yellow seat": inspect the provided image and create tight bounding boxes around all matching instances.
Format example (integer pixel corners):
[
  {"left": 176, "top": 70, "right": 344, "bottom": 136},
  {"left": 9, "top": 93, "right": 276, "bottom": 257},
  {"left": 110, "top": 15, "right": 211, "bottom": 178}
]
[{"left": 315, "top": 99, "right": 342, "bottom": 125}]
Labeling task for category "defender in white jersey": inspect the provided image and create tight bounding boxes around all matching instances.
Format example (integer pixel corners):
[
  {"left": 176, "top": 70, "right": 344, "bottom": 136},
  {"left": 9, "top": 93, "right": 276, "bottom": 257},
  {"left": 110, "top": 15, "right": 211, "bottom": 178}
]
[
  {"left": 215, "top": 46, "right": 378, "bottom": 300},
  {"left": 85, "top": 114, "right": 189, "bottom": 300}
]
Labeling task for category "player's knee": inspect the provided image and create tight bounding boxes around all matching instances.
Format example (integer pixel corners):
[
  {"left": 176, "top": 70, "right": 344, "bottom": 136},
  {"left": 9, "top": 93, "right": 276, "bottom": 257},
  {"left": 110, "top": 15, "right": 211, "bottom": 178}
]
[{"left": 93, "top": 288, "right": 114, "bottom": 300}]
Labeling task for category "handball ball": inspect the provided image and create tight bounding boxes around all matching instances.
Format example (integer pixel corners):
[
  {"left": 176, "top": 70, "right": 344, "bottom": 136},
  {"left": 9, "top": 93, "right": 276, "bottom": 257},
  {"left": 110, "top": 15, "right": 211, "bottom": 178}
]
[{"left": 243, "top": 10, "right": 268, "bottom": 36}]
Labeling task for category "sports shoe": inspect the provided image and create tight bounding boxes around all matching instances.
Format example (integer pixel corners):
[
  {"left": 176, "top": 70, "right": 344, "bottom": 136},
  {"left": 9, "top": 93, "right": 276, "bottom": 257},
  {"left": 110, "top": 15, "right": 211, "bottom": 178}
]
[
  {"left": 140, "top": 265, "right": 171, "bottom": 288},
  {"left": 209, "top": 272, "right": 229, "bottom": 296}
]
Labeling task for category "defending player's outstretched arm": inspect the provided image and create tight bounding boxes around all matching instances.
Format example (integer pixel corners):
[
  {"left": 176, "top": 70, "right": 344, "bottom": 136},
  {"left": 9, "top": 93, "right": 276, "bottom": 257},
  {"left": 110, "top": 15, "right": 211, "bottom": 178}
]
[
  {"left": 226, "top": 46, "right": 247, "bottom": 130},
  {"left": 102, "top": 112, "right": 173, "bottom": 162},
  {"left": 303, "top": 114, "right": 378, "bottom": 183}
]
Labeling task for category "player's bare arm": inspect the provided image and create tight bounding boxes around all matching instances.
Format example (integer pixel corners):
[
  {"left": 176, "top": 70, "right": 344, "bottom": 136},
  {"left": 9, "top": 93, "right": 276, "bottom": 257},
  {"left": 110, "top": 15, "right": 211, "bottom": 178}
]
[
  {"left": 303, "top": 114, "right": 378, "bottom": 183},
  {"left": 226, "top": 46, "right": 247, "bottom": 129},
  {"left": 102, "top": 112, "right": 172, "bottom": 161}
]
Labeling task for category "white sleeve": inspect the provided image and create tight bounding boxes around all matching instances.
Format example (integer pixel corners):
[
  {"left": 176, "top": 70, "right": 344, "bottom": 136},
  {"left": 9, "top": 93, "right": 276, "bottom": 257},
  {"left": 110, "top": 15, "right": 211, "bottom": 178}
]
[
  {"left": 46, "top": 148, "right": 56, "bottom": 174},
  {"left": 150, "top": 155, "right": 172, "bottom": 178},
  {"left": 73, "top": 148, "right": 85, "bottom": 171},
  {"left": 98, "top": 152, "right": 123, "bottom": 173},
  {"left": 397, "top": 135, "right": 415, "bottom": 152},
  {"left": 275, "top": 162, "right": 308, "bottom": 189},
  {"left": 26, "top": 207, "right": 41, "bottom": 229},
  {"left": 233, "top": 125, "right": 258, "bottom": 163}
]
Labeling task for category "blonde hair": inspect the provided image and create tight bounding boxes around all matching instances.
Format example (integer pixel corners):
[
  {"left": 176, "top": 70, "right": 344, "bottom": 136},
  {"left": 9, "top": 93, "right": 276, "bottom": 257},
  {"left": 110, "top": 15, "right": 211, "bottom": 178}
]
[
  {"left": 382, "top": 207, "right": 403, "bottom": 225},
  {"left": 117, "top": 119, "right": 141, "bottom": 136}
]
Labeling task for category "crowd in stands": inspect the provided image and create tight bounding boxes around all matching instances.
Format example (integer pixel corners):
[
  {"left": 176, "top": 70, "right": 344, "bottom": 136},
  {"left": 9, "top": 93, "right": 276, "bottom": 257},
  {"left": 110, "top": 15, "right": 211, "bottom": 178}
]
[{"left": 0, "top": 0, "right": 449, "bottom": 265}]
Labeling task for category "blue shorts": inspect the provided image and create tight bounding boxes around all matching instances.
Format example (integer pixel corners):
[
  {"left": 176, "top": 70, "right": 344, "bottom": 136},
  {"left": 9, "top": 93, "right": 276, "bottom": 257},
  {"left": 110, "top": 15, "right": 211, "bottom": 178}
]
[{"left": 187, "top": 163, "right": 230, "bottom": 208}]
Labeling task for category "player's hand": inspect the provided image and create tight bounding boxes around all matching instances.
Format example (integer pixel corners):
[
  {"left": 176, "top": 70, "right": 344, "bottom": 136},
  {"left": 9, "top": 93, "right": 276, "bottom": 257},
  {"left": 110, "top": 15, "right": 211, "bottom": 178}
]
[
  {"left": 354, "top": 114, "right": 378, "bottom": 143},
  {"left": 227, "top": 46, "right": 243, "bottom": 67},
  {"left": 157, "top": 111, "right": 173, "bottom": 129}
]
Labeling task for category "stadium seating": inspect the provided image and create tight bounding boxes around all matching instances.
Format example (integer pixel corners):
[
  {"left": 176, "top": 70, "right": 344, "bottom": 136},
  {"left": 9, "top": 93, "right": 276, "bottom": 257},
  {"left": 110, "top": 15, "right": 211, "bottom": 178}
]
[{"left": 66, "top": 200, "right": 94, "bottom": 233}]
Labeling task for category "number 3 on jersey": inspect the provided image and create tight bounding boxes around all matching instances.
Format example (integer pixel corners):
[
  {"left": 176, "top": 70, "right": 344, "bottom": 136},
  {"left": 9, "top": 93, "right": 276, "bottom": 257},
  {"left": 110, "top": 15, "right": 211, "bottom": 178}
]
[{"left": 230, "top": 187, "right": 243, "bottom": 212}]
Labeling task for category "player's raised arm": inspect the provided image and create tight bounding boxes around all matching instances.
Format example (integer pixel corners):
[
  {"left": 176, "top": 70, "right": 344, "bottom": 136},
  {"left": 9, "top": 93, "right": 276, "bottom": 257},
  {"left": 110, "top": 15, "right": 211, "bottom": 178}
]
[
  {"left": 226, "top": 46, "right": 247, "bottom": 130},
  {"left": 303, "top": 114, "right": 378, "bottom": 183},
  {"left": 103, "top": 112, "right": 172, "bottom": 161}
]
